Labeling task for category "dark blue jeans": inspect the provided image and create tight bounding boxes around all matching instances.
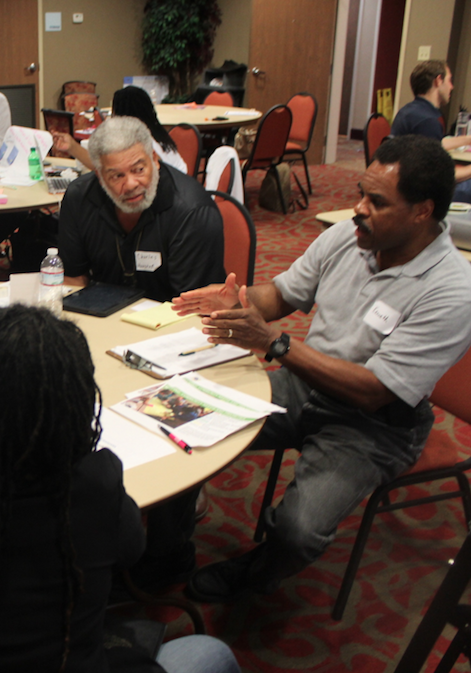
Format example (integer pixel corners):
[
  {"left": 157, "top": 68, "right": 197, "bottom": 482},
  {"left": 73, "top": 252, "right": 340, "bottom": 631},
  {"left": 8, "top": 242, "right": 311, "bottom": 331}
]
[{"left": 250, "top": 368, "right": 434, "bottom": 584}]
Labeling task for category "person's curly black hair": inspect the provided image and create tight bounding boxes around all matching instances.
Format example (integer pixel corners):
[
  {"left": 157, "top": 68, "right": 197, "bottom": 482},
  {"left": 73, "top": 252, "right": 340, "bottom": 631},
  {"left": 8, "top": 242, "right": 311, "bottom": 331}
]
[{"left": 0, "top": 305, "right": 102, "bottom": 671}]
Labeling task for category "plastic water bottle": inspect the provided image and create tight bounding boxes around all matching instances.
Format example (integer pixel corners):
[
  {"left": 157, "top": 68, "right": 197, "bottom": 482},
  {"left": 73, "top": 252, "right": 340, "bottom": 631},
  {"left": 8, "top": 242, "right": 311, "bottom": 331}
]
[
  {"left": 28, "top": 147, "right": 41, "bottom": 180},
  {"left": 455, "top": 111, "right": 469, "bottom": 137},
  {"left": 39, "top": 247, "right": 64, "bottom": 317}
]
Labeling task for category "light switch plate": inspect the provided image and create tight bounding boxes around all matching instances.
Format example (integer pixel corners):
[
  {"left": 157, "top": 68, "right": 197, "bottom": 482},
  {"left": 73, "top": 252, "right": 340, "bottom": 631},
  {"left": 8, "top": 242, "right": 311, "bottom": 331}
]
[{"left": 418, "top": 45, "right": 431, "bottom": 61}]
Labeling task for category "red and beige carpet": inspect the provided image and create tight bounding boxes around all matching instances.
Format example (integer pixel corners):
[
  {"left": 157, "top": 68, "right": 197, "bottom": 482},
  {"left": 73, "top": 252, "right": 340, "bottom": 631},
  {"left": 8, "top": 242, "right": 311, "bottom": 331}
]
[{"left": 156, "top": 142, "right": 471, "bottom": 672}]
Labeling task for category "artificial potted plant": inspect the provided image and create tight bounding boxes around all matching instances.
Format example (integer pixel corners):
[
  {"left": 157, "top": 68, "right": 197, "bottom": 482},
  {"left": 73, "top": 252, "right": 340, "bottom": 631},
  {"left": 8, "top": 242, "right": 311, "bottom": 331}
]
[{"left": 142, "top": 0, "right": 222, "bottom": 103}]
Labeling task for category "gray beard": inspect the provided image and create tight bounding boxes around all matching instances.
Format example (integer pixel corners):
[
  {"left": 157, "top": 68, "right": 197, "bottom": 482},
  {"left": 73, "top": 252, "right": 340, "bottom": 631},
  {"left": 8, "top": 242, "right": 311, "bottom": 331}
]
[{"left": 99, "top": 164, "right": 160, "bottom": 214}]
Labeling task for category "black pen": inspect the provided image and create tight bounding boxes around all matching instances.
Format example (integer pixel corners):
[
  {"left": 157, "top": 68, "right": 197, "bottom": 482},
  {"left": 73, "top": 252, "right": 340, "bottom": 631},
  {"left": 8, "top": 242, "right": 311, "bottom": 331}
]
[{"left": 157, "top": 423, "right": 192, "bottom": 454}]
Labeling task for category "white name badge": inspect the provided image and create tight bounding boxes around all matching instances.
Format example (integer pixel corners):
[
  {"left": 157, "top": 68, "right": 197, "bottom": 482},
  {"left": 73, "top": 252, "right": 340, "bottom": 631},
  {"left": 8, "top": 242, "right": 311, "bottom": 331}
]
[
  {"left": 363, "top": 300, "right": 401, "bottom": 335},
  {"left": 135, "top": 251, "right": 162, "bottom": 272}
]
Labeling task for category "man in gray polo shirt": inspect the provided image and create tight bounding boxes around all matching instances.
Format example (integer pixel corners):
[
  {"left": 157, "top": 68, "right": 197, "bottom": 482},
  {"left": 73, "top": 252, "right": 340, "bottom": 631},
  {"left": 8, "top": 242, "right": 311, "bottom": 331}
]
[{"left": 173, "top": 135, "right": 471, "bottom": 603}]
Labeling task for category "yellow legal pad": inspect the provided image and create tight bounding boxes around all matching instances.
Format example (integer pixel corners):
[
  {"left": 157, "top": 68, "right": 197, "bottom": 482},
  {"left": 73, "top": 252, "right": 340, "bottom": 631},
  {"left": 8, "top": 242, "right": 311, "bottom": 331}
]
[{"left": 120, "top": 301, "right": 192, "bottom": 330}]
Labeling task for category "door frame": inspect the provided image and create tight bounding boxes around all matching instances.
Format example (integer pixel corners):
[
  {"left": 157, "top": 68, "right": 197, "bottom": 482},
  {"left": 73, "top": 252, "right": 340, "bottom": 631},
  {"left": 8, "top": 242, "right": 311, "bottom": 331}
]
[
  {"left": 325, "top": 0, "right": 351, "bottom": 163},
  {"left": 38, "top": 0, "right": 44, "bottom": 127},
  {"left": 347, "top": 0, "right": 382, "bottom": 141}
]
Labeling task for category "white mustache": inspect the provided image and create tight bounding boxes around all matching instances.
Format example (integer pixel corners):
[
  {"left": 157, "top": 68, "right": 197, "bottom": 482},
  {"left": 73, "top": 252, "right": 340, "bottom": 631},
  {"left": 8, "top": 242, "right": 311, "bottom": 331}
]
[{"left": 123, "top": 189, "right": 145, "bottom": 200}]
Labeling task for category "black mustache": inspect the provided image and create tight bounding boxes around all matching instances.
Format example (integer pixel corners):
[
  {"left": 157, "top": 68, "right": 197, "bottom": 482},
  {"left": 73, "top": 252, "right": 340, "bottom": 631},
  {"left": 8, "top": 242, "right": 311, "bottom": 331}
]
[{"left": 353, "top": 214, "right": 372, "bottom": 234}]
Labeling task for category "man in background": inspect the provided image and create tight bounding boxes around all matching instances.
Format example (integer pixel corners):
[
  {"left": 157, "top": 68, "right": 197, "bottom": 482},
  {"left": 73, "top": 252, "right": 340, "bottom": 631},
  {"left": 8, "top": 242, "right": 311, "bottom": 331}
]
[{"left": 391, "top": 60, "right": 471, "bottom": 202}]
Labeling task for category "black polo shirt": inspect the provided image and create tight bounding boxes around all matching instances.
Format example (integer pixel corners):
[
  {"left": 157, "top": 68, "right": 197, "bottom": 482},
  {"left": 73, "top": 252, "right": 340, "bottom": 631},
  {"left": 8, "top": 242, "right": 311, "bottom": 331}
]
[
  {"left": 58, "top": 164, "right": 225, "bottom": 301},
  {"left": 391, "top": 96, "right": 444, "bottom": 141}
]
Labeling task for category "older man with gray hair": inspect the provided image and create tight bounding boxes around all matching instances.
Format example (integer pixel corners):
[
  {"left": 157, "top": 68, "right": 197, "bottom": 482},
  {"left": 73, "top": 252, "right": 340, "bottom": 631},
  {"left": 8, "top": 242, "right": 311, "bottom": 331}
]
[
  {"left": 59, "top": 115, "right": 225, "bottom": 301},
  {"left": 59, "top": 116, "right": 225, "bottom": 593}
]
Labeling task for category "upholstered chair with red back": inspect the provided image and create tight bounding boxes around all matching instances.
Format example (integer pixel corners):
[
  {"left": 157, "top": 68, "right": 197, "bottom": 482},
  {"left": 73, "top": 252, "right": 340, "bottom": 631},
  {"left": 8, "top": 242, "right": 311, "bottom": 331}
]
[{"left": 281, "top": 92, "right": 317, "bottom": 194}]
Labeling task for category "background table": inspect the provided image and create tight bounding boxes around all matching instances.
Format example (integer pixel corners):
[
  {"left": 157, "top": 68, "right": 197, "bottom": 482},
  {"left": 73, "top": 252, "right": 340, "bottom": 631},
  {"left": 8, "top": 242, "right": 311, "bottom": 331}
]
[
  {"left": 315, "top": 208, "right": 354, "bottom": 226},
  {"left": 449, "top": 149, "right": 471, "bottom": 163},
  {"left": 155, "top": 104, "right": 262, "bottom": 131},
  {"left": 68, "top": 308, "right": 271, "bottom": 510},
  {"left": 315, "top": 207, "right": 471, "bottom": 262},
  {"left": 0, "top": 157, "right": 78, "bottom": 213}
]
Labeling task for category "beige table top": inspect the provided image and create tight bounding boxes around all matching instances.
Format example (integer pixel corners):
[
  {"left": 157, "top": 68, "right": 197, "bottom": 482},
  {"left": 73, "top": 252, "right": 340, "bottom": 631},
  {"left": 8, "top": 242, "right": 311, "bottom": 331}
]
[
  {"left": 0, "top": 157, "right": 78, "bottom": 213},
  {"left": 316, "top": 208, "right": 355, "bottom": 225},
  {"left": 155, "top": 104, "right": 262, "bottom": 131},
  {"left": 449, "top": 149, "right": 471, "bottom": 163},
  {"left": 66, "top": 307, "right": 271, "bottom": 510}
]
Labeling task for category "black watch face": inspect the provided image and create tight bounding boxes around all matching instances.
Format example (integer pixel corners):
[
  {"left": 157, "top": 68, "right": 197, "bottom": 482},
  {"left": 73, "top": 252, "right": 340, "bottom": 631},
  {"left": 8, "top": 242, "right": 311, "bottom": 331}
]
[
  {"left": 270, "top": 333, "right": 290, "bottom": 358},
  {"left": 272, "top": 340, "right": 288, "bottom": 357}
]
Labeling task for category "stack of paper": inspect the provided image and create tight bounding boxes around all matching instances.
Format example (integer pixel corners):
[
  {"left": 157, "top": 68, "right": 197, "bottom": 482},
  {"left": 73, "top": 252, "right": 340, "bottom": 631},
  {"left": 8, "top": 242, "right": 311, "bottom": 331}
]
[
  {"left": 121, "top": 301, "right": 190, "bottom": 330},
  {"left": 110, "top": 326, "right": 251, "bottom": 378},
  {"left": 111, "top": 371, "right": 286, "bottom": 448}
]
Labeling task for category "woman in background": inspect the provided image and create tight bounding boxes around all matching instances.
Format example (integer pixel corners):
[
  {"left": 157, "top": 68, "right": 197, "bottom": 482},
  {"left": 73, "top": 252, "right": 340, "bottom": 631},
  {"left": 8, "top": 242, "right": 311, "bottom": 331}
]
[
  {"left": 52, "top": 85, "right": 187, "bottom": 173},
  {"left": 0, "top": 305, "right": 239, "bottom": 673}
]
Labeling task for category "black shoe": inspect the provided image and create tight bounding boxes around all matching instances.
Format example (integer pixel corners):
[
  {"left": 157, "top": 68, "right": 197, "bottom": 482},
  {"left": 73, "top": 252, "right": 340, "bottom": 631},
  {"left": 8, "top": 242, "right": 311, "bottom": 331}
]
[{"left": 186, "top": 545, "right": 273, "bottom": 603}]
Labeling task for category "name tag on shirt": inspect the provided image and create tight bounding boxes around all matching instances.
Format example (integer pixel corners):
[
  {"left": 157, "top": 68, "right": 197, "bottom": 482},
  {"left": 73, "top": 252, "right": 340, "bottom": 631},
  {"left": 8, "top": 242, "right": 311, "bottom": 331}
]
[
  {"left": 135, "top": 251, "right": 162, "bottom": 272},
  {"left": 363, "top": 300, "right": 401, "bottom": 335}
]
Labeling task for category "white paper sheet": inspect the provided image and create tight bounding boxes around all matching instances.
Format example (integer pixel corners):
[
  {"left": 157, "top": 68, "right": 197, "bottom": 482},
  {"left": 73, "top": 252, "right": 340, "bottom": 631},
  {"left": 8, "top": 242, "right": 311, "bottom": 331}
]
[
  {"left": 9, "top": 272, "right": 40, "bottom": 306},
  {"left": 97, "top": 406, "right": 175, "bottom": 470},
  {"left": 112, "top": 326, "right": 251, "bottom": 377}
]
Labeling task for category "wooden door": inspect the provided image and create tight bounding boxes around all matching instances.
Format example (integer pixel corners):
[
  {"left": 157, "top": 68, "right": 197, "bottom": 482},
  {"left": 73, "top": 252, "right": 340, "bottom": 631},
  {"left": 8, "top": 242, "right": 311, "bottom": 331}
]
[
  {"left": 247, "top": 0, "right": 338, "bottom": 164},
  {"left": 0, "top": 0, "right": 39, "bottom": 126}
]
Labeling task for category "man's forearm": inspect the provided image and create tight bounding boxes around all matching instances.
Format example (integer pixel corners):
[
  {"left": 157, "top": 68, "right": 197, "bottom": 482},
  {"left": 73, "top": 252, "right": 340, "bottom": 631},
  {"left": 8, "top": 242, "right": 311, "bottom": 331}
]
[
  {"left": 276, "top": 337, "right": 397, "bottom": 413},
  {"left": 442, "top": 135, "right": 471, "bottom": 151},
  {"left": 247, "top": 282, "right": 296, "bottom": 322}
]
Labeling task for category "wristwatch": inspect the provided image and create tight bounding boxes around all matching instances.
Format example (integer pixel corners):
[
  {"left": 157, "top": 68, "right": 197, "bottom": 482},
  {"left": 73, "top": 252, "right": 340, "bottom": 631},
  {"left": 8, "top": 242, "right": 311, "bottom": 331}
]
[{"left": 265, "top": 333, "right": 290, "bottom": 362}]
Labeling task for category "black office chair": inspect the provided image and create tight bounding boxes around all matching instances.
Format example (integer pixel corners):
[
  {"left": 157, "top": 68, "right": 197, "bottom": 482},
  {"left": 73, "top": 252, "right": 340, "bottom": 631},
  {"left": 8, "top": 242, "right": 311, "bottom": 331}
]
[{"left": 393, "top": 532, "right": 471, "bottom": 673}]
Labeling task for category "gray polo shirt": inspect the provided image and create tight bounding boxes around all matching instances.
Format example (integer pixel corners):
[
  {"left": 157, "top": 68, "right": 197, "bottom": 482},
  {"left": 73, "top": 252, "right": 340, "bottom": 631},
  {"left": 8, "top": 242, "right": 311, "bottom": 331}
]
[{"left": 274, "top": 219, "right": 471, "bottom": 407}]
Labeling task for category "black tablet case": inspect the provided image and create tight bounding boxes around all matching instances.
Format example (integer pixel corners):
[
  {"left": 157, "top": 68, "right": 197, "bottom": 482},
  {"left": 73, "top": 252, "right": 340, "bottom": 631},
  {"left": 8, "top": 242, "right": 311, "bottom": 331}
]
[{"left": 63, "top": 283, "right": 145, "bottom": 317}]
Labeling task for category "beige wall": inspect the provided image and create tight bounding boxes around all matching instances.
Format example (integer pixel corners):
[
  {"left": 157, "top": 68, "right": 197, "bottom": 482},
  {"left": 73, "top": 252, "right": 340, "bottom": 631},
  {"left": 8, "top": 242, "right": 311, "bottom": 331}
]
[
  {"left": 212, "top": 0, "right": 252, "bottom": 72},
  {"left": 42, "top": 0, "right": 146, "bottom": 111},
  {"left": 38, "top": 0, "right": 470, "bottom": 139},
  {"left": 449, "top": 0, "right": 471, "bottom": 126},
  {"left": 396, "top": 0, "right": 455, "bottom": 111}
]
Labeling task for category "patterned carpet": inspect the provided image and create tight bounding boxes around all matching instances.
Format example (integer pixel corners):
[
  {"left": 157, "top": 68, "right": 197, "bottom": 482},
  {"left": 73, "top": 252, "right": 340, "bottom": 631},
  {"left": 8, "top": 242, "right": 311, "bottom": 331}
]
[{"left": 156, "top": 142, "right": 471, "bottom": 673}]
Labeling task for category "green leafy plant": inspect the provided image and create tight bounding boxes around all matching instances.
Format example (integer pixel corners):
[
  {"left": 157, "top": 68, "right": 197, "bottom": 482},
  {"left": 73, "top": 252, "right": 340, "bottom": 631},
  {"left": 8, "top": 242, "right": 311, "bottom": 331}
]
[{"left": 142, "top": 0, "right": 222, "bottom": 101}]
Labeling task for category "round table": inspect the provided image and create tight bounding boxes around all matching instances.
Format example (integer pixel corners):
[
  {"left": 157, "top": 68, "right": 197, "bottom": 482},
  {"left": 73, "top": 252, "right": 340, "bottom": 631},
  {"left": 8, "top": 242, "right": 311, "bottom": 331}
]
[
  {"left": 68, "top": 309, "right": 271, "bottom": 509},
  {"left": 155, "top": 104, "right": 262, "bottom": 132},
  {"left": 0, "top": 158, "right": 78, "bottom": 213}
]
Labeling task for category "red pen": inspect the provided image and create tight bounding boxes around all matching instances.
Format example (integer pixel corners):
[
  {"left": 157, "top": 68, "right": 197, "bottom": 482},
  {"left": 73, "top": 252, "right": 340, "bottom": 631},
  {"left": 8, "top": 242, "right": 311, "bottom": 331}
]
[{"left": 158, "top": 423, "right": 192, "bottom": 454}]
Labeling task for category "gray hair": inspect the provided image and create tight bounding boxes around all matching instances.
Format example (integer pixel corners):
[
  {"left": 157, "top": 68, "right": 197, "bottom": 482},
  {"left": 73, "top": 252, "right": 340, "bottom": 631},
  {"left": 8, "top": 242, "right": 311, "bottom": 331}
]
[{"left": 88, "top": 116, "right": 154, "bottom": 169}]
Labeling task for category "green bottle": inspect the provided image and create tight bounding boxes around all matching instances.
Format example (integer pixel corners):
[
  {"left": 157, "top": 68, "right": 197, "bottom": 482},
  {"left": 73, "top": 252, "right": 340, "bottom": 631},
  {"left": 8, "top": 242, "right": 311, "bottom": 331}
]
[{"left": 28, "top": 147, "right": 41, "bottom": 180}]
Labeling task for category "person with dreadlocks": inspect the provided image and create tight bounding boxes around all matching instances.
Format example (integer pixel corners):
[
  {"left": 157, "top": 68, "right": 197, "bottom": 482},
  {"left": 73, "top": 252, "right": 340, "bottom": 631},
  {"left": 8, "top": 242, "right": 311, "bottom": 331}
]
[{"left": 0, "top": 305, "right": 240, "bottom": 673}]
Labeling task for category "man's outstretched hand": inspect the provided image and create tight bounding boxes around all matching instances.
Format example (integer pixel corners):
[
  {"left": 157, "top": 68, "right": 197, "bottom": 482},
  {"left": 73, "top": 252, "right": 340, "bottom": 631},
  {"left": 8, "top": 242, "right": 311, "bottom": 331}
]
[
  {"left": 172, "top": 273, "right": 240, "bottom": 316},
  {"left": 200, "top": 284, "right": 281, "bottom": 353}
]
